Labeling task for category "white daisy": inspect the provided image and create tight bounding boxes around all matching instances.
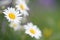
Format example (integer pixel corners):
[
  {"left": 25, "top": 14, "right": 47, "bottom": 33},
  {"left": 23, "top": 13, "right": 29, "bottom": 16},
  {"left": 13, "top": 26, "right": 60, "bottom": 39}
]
[
  {"left": 3, "top": 7, "right": 22, "bottom": 23},
  {"left": 24, "top": 23, "right": 42, "bottom": 39},
  {"left": 16, "top": 0, "right": 29, "bottom": 16},
  {"left": 9, "top": 22, "right": 21, "bottom": 31}
]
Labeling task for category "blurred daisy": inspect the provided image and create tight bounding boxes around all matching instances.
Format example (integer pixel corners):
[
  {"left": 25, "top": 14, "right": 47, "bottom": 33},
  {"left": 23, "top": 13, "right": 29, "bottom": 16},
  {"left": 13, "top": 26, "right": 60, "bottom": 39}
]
[
  {"left": 24, "top": 23, "right": 42, "bottom": 39},
  {"left": 9, "top": 22, "right": 21, "bottom": 31},
  {"left": 3, "top": 7, "right": 22, "bottom": 23},
  {"left": 16, "top": 0, "right": 29, "bottom": 16}
]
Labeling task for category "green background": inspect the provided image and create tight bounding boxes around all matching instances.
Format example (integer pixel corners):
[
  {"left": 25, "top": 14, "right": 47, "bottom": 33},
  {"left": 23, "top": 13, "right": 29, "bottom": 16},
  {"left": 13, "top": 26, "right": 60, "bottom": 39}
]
[{"left": 0, "top": 0, "right": 60, "bottom": 40}]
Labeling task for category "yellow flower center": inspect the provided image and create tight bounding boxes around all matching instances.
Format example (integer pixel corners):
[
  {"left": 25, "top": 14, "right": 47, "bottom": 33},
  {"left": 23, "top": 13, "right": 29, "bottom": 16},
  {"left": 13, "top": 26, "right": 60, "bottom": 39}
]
[
  {"left": 30, "top": 28, "right": 36, "bottom": 34},
  {"left": 9, "top": 13, "right": 15, "bottom": 19},
  {"left": 20, "top": 4, "right": 25, "bottom": 10}
]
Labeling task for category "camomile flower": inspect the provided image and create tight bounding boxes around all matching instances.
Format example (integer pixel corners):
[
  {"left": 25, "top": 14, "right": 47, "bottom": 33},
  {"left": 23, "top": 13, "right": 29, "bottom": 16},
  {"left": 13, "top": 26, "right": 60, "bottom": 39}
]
[
  {"left": 24, "top": 23, "right": 42, "bottom": 39},
  {"left": 16, "top": 0, "right": 29, "bottom": 16},
  {"left": 16, "top": 0, "right": 29, "bottom": 12},
  {"left": 9, "top": 22, "right": 21, "bottom": 31},
  {"left": 3, "top": 7, "right": 22, "bottom": 23}
]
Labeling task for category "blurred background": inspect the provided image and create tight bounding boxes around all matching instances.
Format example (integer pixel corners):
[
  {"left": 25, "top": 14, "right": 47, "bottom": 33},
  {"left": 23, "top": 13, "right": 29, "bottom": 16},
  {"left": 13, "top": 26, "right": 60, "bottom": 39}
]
[{"left": 0, "top": 0, "right": 60, "bottom": 40}]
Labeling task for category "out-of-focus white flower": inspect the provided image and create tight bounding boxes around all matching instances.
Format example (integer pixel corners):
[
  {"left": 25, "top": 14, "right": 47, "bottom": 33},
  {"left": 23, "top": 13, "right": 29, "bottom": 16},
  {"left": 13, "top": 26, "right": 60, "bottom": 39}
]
[
  {"left": 16, "top": 0, "right": 29, "bottom": 16},
  {"left": 3, "top": 7, "right": 22, "bottom": 23},
  {"left": 24, "top": 23, "right": 42, "bottom": 39},
  {"left": 9, "top": 22, "right": 21, "bottom": 31}
]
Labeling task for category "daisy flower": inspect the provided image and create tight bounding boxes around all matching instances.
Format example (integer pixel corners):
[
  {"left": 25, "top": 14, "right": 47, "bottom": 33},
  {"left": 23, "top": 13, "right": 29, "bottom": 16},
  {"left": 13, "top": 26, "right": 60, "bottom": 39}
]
[
  {"left": 3, "top": 7, "right": 22, "bottom": 23},
  {"left": 9, "top": 22, "right": 21, "bottom": 31},
  {"left": 24, "top": 23, "right": 42, "bottom": 39},
  {"left": 16, "top": 0, "right": 29, "bottom": 16}
]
